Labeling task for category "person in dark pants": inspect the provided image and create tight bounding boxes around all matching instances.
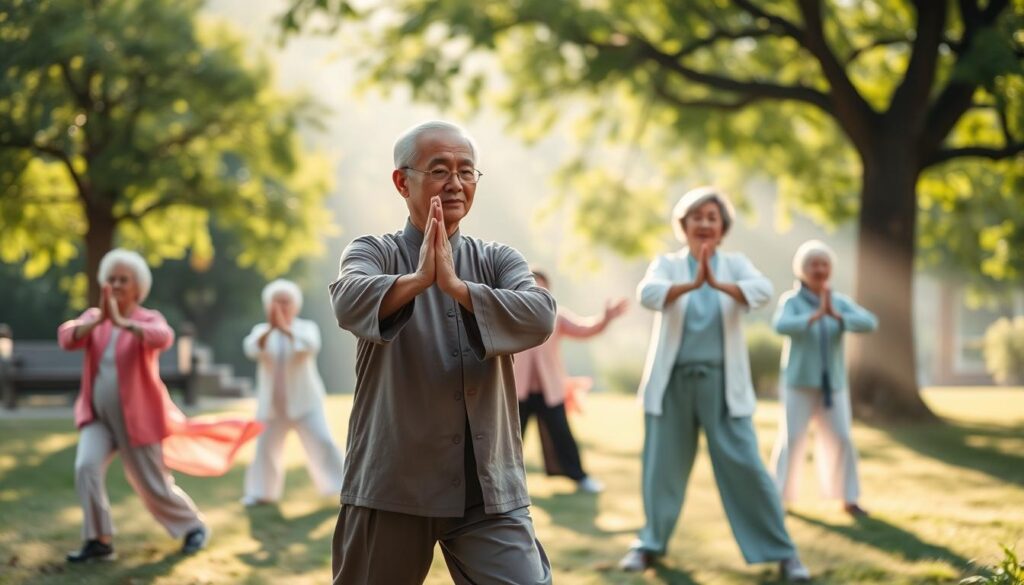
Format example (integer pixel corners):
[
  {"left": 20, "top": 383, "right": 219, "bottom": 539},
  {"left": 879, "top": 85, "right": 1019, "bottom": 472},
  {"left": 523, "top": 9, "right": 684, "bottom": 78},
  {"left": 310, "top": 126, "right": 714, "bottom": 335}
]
[{"left": 514, "top": 270, "right": 627, "bottom": 493}]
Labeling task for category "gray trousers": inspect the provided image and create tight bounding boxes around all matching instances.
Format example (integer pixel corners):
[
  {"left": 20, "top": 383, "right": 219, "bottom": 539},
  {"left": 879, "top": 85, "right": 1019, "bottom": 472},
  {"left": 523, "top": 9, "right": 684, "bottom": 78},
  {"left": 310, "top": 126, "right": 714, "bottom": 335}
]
[
  {"left": 636, "top": 363, "right": 795, "bottom": 564},
  {"left": 331, "top": 505, "right": 551, "bottom": 585},
  {"left": 75, "top": 386, "right": 204, "bottom": 540}
]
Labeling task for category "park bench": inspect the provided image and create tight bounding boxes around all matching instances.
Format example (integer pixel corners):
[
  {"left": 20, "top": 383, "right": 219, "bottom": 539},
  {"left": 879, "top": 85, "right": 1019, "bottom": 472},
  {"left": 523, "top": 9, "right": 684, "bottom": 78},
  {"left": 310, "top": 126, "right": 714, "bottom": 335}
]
[
  {"left": 0, "top": 325, "right": 199, "bottom": 409},
  {"left": 0, "top": 340, "right": 198, "bottom": 409}
]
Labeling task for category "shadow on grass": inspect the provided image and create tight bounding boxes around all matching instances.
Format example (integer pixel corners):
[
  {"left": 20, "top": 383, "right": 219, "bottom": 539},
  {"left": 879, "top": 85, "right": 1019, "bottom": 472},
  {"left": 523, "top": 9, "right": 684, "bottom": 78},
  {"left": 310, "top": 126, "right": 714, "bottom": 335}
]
[
  {"left": 789, "top": 511, "right": 970, "bottom": 570},
  {"left": 883, "top": 421, "right": 1024, "bottom": 486},
  {"left": 530, "top": 491, "right": 636, "bottom": 538},
  {"left": 238, "top": 484, "right": 337, "bottom": 572},
  {"left": 651, "top": 563, "right": 702, "bottom": 584}
]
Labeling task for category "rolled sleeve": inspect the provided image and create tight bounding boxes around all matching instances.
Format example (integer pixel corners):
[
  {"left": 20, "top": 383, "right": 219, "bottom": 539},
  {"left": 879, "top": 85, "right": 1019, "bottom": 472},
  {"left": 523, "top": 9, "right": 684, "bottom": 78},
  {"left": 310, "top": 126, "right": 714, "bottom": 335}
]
[
  {"left": 57, "top": 309, "right": 100, "bottom": 351},
  {"left": 773, "top": 295, "right": 811, "bottom": 336},
  {"left": 243, "top": 323, "right": 272, "bottom": 360},
  {"left": 291, "top": 321, "right": 322, "bottom": 356},
  {"left": 138, "top": 313, "right": 174, "bottom": 350},
  {"left": 836, "top": 295, "right": 878, "bottom": 333},
  {"left": 732, "top": 255, "right": 773, "bottom": 311},
  {"left": 329, "top": 237, "right": 414, "bottom": 344},
  {"left": 636, "top": 255, "right": 673, "bottom": 311},
  {"left": 462, "top": 247, "right": 556, "bottom": 360}
]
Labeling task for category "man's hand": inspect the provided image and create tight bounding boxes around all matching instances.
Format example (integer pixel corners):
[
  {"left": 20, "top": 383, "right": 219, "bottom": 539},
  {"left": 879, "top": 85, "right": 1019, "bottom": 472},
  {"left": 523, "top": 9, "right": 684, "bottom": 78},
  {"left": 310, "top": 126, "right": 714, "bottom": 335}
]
[
  {"left": 432, "top": 196, "right": 461, "bottom": 295},
  {"left": 414, "top": 199, "right": 440, "bottom": 290},
  {"left": 430, "top": 196, "right": 474, "bottom": 311}
]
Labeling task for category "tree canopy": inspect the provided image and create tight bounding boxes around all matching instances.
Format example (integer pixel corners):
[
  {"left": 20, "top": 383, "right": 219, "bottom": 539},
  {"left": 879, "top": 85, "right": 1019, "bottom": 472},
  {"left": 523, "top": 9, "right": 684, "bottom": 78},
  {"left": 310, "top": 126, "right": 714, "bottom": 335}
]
[
  {"left": 281, "top": 0, "right": 1023, "bottom": 420},
  {"left": 1, "top": 0, "right": 335, "bottom": 304}
]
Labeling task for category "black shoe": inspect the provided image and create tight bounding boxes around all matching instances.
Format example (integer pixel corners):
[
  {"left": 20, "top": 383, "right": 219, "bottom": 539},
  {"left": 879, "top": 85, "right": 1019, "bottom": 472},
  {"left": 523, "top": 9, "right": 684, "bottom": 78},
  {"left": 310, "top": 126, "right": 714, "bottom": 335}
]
[
  {"left": 66, "top": 539, "right": 115, "bottom": 563},
  {"left": 181, "top": 526, "right": 209, "bottom": 555}
]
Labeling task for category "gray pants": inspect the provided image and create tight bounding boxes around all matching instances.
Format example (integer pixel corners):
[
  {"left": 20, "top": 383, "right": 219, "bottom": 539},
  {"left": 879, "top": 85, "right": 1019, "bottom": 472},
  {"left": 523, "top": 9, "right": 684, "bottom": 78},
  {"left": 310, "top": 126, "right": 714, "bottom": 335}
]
[
  {"left": 636, "top": 363, "right": 795, "bottom": 563},
  {"left": 75, "top": 383, "right": 204, "bottom": 540},
  {"left": 331, "top": 505, "right": 552, "bottom": 585}
]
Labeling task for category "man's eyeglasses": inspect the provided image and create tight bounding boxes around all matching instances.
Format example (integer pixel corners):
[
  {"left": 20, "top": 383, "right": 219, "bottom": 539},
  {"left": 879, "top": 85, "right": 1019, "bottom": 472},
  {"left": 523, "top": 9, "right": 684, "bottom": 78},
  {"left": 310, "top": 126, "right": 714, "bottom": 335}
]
[{"left": 401, "top": 167, "right": 483, "bottom": 184}]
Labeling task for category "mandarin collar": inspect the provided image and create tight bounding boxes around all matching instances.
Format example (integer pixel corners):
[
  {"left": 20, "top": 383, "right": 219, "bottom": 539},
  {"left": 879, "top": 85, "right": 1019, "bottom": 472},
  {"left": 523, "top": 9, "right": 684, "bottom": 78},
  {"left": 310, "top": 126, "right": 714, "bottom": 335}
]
[{"left": 401, "top": 217, "right": 463, "bottom": 250}]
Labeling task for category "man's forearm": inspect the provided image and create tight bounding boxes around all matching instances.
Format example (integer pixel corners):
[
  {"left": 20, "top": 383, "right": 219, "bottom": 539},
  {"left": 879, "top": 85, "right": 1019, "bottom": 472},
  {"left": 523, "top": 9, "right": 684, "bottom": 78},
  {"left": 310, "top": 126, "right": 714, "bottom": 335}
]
[
  {"left": 445, "top": 279, "right": 474, "bottom": 313},
  {"left": 379, "top": 273, "right": 430, "bottom": 319}
]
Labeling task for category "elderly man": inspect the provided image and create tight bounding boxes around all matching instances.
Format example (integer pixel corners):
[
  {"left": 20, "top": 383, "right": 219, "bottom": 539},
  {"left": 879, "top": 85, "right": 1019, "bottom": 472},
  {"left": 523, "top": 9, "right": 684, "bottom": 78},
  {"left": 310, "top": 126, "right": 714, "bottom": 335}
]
[{"left": 328, "top": 120, "right": 556, "bottom": 584}]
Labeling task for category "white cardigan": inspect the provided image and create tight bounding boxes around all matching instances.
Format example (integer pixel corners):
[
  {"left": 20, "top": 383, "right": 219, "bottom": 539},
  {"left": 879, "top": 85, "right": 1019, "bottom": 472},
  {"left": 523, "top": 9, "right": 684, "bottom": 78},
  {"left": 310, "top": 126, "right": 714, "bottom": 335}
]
[
  {"left": 636, "top": 248, "right": 773, "bottom": 417},
  {"left": 243, "top": 318, "right": 327, "bottom": 421}
]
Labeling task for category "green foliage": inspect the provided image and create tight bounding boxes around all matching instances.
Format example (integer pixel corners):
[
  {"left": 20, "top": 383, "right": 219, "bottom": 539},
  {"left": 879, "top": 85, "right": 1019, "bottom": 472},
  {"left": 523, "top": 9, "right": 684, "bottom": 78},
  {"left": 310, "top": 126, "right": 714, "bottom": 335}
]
[
  {"left": 983, "top": 316, "right": 1024, "bottom": 385},
  {"left": 746, "top": 321, "right": 783, "bottom": 398},
  {"left": 280, "top": 0, "right": 1024, "bottom": 281},
  {"left": 0, "top": 0, "right": 335, "bottom": 293},
  {"left": 961, "top": 545, "right": 1024, "bottom": 585}
]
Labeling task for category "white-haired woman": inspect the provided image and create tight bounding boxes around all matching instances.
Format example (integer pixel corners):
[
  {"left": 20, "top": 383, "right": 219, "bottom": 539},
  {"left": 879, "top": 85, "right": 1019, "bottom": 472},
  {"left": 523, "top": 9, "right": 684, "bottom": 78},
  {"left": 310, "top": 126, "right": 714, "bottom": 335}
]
[
  {"left": 769, "top": 240, "right": 878, "bottom": 517},
  {"left": 619, "top": 187, "right": 809, "bottom": 582},
  {"left": 241, "top": 279, "right": 344, "bottom": 506},
  {"left": 58, "top": 249, "right": 262, "bottom": 562}
]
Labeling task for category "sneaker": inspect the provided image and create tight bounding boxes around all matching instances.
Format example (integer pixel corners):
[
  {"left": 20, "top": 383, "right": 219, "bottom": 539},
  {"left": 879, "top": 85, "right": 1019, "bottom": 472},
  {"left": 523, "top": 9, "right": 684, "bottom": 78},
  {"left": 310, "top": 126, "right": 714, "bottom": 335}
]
[
  {"left": 576, "top": 476, "right": 605, "bottom": 494},
  {"left": 66, "top": 539, "right": 116, "bottom": 563},
  {"left": 181, "top": 526, "right": 209, "bottom": 555},
  {"left": 844, "top": 502, "right": 869, "bottom": 518},
  {"left": 779, "top": 556, "right": 811, "bottom": 582},
  {"left": 618, "top": 548, "right": 652, "bottom": 572}
]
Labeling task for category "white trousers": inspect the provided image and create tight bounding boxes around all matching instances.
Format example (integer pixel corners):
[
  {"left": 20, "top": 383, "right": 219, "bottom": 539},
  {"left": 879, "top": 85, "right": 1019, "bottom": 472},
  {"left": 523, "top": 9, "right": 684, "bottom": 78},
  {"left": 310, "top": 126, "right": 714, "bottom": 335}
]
[
  {"left": 770, "top": 386, "right": 861, "bottom": 503},
  {"left": 243, "top": 407, "right": 344, "bottom": 502}
]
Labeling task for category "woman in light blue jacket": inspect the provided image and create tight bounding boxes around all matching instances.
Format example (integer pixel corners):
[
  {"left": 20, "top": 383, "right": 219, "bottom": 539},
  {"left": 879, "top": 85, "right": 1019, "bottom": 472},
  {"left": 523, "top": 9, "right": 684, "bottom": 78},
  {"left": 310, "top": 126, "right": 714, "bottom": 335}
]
[
  {"left": 619, "top": 187, "right": 809, "bottom": 582},
  {"left": 770, "top": 240, "right": 877, "bottom": 517}
]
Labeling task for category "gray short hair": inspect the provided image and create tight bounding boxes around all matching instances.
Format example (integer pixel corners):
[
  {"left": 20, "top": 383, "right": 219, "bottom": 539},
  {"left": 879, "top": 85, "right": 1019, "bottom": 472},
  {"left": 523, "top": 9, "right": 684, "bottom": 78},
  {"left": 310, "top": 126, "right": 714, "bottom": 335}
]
[
  {"left": 792, "top": 239, "right": 837, "bottom": 279},
  {"left": 261, "top": 279, "right": 303, "bottom": 312},
  {"left": 97, "top": 248, "right": 152, "bottom": 303},
  {"left": 671, "top": 186, "right": 736, "bottom": 244},
  {"left": 393, "top": 120, "right": 479, "bottom": 169}
]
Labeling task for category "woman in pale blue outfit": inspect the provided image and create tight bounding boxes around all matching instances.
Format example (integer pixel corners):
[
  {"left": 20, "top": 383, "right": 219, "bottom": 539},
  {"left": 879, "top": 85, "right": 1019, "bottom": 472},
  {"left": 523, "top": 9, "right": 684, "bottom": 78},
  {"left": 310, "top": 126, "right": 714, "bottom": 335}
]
[
  {"left": 770, "top": 240, "right": 878, "bottom": 517},
  {"left": 619, "top": 187, "right": 809, "bottom": 582}
]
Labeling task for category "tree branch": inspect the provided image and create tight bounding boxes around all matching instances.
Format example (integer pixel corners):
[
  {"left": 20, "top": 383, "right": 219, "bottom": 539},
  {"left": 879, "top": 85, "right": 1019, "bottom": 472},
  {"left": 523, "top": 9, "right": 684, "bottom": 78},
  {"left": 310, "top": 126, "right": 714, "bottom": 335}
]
[
  {"left": 796, "top": 0, "right": 877, "bottom": 152},
  {"left": 673, "top": 27, "right": 785, "bottom": 59},
  {"left": 846, "top": 36, "right": 912, "bottom": 64},
  {"left": 651, "top": 80, "right": 763, "bottom": 112},
  {"left": 733, "top": 0, "right": 804, "bottom": 39},
  {"left": 925, "top": 142, "right": 1024, "bottom": 166},
  {"left": 153, "top": 115, "right": 241, "bottom": 157},
  {"left": 887, "top": 1, "right": 948, "bottom": 130},
  {"left": 624, "top": 35, "right": 834, "bottom": 114},
  {"left": 0, "top": 139, "right": 89, "bottom": 199},
  {"left": 920, "top": 0, "right": 1011, "bottom": 159}
]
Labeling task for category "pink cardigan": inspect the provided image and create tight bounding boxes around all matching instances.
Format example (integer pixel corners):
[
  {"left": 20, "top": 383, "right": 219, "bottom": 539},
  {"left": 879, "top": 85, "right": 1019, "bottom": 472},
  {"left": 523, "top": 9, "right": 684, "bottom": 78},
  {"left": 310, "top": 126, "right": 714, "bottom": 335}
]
[
  {"left": 513, "top": 311, "right": 609, "bottom": 407},
  {"left": 58, "top": 307, "right": 262, "bottom": 476}
]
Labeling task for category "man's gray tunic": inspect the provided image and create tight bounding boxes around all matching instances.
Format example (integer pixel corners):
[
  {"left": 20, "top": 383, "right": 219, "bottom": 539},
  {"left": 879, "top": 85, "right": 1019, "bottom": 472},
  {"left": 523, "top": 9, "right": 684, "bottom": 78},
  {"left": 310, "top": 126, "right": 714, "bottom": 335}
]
[{"left": 329, "top": 219, "right": 556, "bottom": 517}]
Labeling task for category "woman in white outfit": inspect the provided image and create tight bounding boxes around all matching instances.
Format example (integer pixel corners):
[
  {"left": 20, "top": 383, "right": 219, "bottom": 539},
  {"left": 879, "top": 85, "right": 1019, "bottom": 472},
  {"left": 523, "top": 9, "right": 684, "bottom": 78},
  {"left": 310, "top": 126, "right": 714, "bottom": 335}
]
[
  {"left": 769, "top": 240, "right": 878, "bottom": 517},
  {"left": 241, "top": 279, "right": 344, "bottom": 505}
]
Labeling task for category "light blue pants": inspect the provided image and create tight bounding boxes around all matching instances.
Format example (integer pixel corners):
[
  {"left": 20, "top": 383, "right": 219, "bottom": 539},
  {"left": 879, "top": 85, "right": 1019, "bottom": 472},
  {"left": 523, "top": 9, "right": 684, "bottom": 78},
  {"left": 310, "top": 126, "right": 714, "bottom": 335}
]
[{"left": 636, "top": 363, "right": 795, "bottom": 563}]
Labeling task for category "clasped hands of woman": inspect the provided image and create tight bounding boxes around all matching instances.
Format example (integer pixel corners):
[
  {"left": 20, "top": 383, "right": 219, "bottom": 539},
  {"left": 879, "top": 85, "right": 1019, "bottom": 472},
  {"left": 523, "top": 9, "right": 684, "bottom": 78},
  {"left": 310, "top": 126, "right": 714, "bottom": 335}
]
[
  {"left": 74, "top": 284, "right": 143, "bottom": 340},
  {"left": 665, "top": 243, "right": 748, "bottom": 306}
]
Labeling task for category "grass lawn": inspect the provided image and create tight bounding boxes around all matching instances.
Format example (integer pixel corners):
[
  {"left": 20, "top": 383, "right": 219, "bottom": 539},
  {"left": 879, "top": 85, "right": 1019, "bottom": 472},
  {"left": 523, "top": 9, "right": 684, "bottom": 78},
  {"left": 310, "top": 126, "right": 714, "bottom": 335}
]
[{"left": 0, "top": 388, "right": 1021, "bottom": 584}]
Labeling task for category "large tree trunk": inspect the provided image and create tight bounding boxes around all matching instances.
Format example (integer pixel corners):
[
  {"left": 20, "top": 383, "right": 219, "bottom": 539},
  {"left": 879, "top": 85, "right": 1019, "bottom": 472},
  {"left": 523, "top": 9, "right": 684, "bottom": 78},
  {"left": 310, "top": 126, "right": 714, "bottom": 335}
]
[
  {"left": 847, "top": 138, "right": 936, "bottom": 422},
  {"left": 84, "top": 206, "right": 116, "bottom": 307}
]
